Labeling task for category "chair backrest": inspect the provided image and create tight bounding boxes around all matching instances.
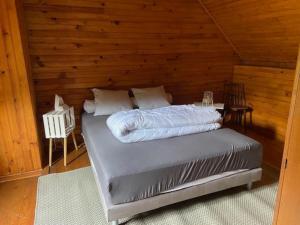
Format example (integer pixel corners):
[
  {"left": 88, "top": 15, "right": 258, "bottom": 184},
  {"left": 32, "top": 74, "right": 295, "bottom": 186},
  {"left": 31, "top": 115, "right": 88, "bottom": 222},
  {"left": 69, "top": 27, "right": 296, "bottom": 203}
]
[{"left": 224, "top": 82, "right": 246, "bottom": 107}]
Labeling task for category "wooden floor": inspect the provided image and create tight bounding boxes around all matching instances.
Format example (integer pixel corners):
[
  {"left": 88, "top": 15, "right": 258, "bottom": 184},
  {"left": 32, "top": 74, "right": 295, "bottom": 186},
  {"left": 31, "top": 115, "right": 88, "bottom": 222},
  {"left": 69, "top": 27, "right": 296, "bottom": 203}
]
[
  {"left": 0, "top": 147, "right": 89, "bottom": 225},
  {"left": 0, "top": 145, "right": 279, "bottom": 225}
]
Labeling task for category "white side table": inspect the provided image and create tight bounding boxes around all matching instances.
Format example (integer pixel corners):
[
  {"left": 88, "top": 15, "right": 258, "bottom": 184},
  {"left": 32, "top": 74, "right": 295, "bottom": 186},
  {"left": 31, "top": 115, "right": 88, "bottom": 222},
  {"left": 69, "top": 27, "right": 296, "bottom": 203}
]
[{"left": 43, "top": 107, "right": 78, "bottom": 167}]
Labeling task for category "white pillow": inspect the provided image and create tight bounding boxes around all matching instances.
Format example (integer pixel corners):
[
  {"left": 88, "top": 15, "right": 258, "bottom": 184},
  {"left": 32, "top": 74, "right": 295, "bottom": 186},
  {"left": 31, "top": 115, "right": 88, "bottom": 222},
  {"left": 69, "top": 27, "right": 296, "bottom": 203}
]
[
  {"left": 130, "top": 93, "right": 173, "bottom": 107},
  {"left": 131, "top": 86, "right": 170, "bottom": 109},
  {"left": 92, "top": 89, "right": 133, "bottom": 116},
  {"left": 83, "top": 100, "right": 95, "bottom": 113}
]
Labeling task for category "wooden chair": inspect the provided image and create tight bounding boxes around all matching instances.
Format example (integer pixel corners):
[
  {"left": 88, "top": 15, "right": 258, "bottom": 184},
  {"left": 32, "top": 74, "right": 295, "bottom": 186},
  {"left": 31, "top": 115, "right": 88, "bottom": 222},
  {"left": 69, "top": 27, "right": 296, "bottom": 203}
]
[{"left": 223, "top": 82, "right": 253, "bottom": 131}]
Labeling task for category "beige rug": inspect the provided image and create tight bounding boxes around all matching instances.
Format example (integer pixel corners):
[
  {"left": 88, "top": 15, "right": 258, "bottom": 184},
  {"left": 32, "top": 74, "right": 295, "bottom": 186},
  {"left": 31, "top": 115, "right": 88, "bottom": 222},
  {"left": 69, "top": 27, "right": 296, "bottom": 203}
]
[{"left": 35, "top": 167, "right": 277, "bottom": 225}]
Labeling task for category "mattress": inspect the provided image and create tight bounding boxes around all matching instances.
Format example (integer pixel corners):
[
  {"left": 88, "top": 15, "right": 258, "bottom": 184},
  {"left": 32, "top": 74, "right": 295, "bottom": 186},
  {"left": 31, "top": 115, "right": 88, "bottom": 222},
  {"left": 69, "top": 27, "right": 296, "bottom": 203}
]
[{"left": 82, "top": 113, "right": 262, "bottom": 205}]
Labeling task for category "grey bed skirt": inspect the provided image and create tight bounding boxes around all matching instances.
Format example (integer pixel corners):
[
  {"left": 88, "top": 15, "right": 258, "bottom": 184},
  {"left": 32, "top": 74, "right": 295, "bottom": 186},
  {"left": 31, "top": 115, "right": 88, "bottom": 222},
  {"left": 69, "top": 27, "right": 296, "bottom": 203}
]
[{"left": 89, "top": 153, "right": 262, "bottom": 222}]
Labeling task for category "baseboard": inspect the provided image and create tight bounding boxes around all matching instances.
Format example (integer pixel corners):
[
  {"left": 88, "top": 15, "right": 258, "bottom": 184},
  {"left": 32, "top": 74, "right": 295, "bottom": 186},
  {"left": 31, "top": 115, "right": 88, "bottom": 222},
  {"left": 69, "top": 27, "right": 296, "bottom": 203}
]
[{"left": 0, "top": 169, "right": 42, "bottom": 183}]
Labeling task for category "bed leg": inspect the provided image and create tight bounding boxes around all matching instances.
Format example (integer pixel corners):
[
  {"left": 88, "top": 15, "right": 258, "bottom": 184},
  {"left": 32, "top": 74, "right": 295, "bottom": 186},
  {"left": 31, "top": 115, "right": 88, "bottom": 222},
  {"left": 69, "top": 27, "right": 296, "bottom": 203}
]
[
  {"left": 247, "top": 182, "right": 253, "bottom": 190},
  {"left": 112, "top": 220, "right": 119, "bottom": 225}
]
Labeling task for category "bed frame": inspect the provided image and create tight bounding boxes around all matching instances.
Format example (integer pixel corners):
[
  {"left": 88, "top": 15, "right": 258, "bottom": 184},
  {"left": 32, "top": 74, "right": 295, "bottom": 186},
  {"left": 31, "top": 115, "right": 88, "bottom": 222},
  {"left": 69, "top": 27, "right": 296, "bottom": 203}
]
[{"left": 88, "top": 151, "right": 262, "bottom": 225}]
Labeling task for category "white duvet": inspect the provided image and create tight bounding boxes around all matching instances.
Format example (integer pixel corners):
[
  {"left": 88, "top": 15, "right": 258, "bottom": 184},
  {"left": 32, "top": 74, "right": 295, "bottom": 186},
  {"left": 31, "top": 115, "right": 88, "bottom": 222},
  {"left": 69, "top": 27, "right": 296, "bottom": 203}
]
[{"left": 106, "top": 105, "right": 221, "bottom": 143}]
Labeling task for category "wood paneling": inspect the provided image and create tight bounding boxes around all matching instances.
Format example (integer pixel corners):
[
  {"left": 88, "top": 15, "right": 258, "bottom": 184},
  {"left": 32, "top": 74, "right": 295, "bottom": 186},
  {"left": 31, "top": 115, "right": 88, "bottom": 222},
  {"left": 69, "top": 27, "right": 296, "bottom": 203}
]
[
  {"left": 0, "top": 0, "right": 41, "bottom": 179},
  {"left": 22, "top": 0, "right": 238, "bottom": 158},
  {"left": 273, "top": 46, "right": 300, "bottom": 225},
  {"left": 233, "top": 65, "right": 295, "bottom": 168},
  {"left": 202, "top": 0, "right": 300, "bottom": 68}
]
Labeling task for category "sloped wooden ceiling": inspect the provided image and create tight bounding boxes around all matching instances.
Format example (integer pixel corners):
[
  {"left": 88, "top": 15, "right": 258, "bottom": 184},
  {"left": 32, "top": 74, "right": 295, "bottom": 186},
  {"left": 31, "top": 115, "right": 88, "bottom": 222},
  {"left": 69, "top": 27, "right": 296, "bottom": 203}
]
[{"left": 201, "top": 0, "right": 300, "bottom": 68}]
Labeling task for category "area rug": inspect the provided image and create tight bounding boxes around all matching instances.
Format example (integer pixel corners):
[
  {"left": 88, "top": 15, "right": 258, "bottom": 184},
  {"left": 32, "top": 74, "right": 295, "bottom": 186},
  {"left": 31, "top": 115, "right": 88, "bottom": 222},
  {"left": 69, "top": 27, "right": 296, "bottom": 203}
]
[{"left": 34, "top": 167, "right": 277, "bottom": 225}]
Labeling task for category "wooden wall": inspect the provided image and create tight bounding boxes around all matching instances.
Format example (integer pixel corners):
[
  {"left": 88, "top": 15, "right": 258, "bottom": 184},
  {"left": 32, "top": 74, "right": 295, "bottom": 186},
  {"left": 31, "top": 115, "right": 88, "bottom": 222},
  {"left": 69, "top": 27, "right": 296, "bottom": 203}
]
[
  {"left": 273, "top": 46, "right": 300, "bottom": 225},
  {"left": 22, "top": 0, "right": 238, "bottom": 154},
  {"left": 202, "top": 0, "right": 300, "bottom": 68},
  {"left": 200, "top": 0, "right": 299, "bottom": 169},
  {"left": 233, "top": 65, "right": 295, "bottom": 168},
  {"left": 0, "top": 0, "right": 41, "bottom": 181}
]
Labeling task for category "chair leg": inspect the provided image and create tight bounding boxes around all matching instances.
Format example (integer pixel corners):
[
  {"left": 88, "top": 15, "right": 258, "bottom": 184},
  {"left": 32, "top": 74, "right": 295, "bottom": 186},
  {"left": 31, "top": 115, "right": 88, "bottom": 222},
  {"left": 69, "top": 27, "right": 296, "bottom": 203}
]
[
  {"left": 233, "top": 112, "right": 236, "bottom": 124},
  {"left": 222, "top": 110, "right": 227, "bottom": 125},
  {"left": 243, "top": 110, "right": 247, "bottom": 132},
  {"left": 236, "top": 111, "right": 241, "bottom": 125},
  {"left": 72, "top": 131, "right": 78, "bottom": 150},
  {"left": 63, "top": 137, "right": 67, "bottom": 167},
  {"left": 238, "top": 112, "right": 241, "bottom": 125},
  {"left": 250, "top": 110, "right": 253, "bottom": 127},
  {"left": 232, "top": 112, "right": 236, "bottom": 124},
  {"left": 239, "top": 111, "right": 243, "bottom": 126},
  {"left": 49, "top": 138, "right": 53, "bottom": 167}
]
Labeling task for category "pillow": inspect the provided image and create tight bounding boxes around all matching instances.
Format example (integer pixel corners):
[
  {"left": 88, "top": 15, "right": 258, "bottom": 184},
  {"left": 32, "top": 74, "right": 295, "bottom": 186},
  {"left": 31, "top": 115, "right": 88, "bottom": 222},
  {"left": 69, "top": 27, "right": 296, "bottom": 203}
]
[
  {"left": 83, "top": 100, "right": 95, "bottom": 114},
  {"left": 92, "top": 89, "right": 133, "bottom": 116},
  {"left": 131, "top": 86, "right": 170, "bottom": 109},
  {"left": 130, "top": 93, "right": 173, "bottom": 107}
]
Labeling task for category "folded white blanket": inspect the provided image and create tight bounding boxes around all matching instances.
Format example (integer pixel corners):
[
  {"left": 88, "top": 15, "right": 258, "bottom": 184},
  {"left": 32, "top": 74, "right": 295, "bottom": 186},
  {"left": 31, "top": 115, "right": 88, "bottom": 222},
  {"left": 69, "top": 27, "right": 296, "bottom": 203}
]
[{"left": 106, "top": 105, "right": 221, "bottom": 143}]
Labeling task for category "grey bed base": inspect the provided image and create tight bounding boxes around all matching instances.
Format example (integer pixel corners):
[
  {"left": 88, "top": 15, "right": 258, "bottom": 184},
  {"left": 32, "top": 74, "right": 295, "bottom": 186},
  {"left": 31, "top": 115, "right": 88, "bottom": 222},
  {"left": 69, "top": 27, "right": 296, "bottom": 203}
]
[{"left": 89, "top": 153, "right": 262, "bottom": 225}]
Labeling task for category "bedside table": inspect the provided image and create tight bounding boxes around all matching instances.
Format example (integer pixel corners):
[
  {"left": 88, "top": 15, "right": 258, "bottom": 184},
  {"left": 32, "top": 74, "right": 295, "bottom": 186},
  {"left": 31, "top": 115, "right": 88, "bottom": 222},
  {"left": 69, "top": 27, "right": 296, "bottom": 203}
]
[
  {"left": 194, "top": 102, "right": 224, "bottom": 110},
  {"left": 43, "top": 107, "right": 78, "bottom": 167}
]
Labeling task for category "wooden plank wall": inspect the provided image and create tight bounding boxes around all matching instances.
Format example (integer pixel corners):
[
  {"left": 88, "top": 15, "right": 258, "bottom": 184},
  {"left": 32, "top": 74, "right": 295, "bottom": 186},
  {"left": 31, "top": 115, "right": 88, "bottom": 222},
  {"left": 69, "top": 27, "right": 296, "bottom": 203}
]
[
  {"left": 0, "top": 0, "right": 41, "bottom": 180},
  {"left": 233, "top": 65, "right": 295, "bottom": 168},
  {"left": 22, "top": 0, "right": 238, "bottom": 155},
  {"left": 202, "top": 0, "right": 300, "bottom": 68},
  {"left": 273, "top": 46, "right": 300, "bottom": 225},
  {"left": 200, "top": 0, "right": 299, "bottom": 169}
]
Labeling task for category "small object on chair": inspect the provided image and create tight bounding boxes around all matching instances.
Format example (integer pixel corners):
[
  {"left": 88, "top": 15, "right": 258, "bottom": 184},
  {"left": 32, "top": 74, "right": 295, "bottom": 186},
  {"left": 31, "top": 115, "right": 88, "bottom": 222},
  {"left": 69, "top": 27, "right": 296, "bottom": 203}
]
[{"left": 43, "top": 95, "right": 78, "bottom": 167}]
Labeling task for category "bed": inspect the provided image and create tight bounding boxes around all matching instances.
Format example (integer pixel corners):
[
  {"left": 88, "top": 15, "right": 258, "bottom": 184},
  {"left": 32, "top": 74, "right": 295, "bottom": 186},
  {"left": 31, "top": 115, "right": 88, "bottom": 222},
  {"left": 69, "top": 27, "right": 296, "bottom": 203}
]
[{"left": 82, "top": 112, "right": 262, "bottom": 225}]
